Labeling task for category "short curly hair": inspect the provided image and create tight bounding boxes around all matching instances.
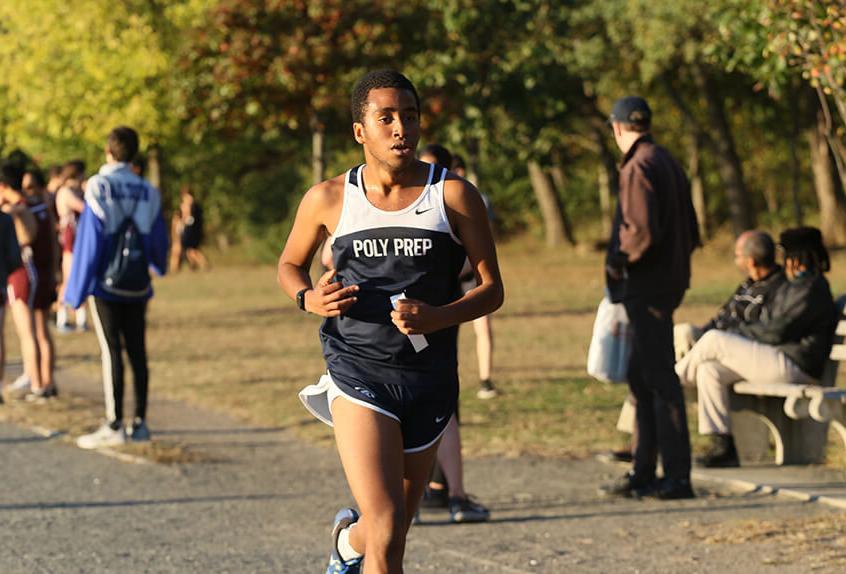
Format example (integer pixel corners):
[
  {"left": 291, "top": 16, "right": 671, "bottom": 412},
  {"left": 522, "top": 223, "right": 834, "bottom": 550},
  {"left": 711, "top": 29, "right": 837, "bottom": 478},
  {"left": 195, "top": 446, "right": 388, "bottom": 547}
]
[{"left": 350, "top": 69, "right": 420, "bottom": 124}]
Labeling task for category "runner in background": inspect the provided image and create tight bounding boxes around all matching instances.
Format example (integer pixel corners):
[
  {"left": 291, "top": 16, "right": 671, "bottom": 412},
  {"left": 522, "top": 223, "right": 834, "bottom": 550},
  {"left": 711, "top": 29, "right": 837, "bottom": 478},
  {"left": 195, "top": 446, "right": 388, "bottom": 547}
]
[
  {"left": 0, "top": 164, "right": 44, "bottom": 399},
  {"left": 418, "top": 144, "right": 491, "bottom": 524},
  {"left": 55, "top": 161, "right": 88, "bottom": 332},
  {"left": 22, "top": 169, "right": 59, "bottom": 400}
]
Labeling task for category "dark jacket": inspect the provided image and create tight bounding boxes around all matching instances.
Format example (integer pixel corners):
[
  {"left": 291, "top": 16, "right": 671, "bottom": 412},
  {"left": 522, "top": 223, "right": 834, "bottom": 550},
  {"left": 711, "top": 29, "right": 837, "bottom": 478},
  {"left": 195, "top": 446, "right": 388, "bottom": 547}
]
[
  {"left": 0, "top": 211, "right": 22, "bottom": 294},
  {"left": 606, "top": 135, "right": 700, "bottom": 308},
  {"left": 703, "top": 266, "right": 786, "bottom": 333},
  {"left": 732, "top": 273, "right": 836, "bottom": 379}
]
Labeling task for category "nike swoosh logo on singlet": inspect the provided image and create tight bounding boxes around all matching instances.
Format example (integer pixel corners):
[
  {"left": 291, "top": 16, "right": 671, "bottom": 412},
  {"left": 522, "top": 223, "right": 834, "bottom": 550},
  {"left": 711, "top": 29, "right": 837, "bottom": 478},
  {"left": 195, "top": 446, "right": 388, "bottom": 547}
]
[{"left": 415, "top": 207, "right": 433, "bottom": 215}]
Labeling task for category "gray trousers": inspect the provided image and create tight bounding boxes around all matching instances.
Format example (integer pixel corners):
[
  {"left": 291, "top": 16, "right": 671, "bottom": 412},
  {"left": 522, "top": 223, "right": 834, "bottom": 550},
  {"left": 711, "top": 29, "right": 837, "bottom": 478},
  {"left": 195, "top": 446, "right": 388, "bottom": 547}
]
[{"left": 675, "top": 330, "right": 813, "bottom": 435}]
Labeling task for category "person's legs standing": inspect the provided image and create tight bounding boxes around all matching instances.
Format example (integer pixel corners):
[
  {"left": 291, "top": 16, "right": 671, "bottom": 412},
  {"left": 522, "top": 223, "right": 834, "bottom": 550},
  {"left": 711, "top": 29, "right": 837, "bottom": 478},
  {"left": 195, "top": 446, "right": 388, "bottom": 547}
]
[
  {"left": 32, "top": 308, "right": 55, "bottom": 391},
  {"left": 627, "top": 346, "right": 657, "bottom": 485},
  {"left": 89, "top": 297, "right": 125, "bottom": 426},
  {"left": 8, "top": 295, "right": 41, "bottom": 391},
  {"left": 625, "top": 299, "right": 692, "bottom": 489},
  {"left": 120, "top": 300, "right": 149, "bottom": 425},
  {"left": 473, "top": 315, "right": 497, "bottom": 398},
  {"left": 76, "top": 297, "right": 128, "bottom": 449}
]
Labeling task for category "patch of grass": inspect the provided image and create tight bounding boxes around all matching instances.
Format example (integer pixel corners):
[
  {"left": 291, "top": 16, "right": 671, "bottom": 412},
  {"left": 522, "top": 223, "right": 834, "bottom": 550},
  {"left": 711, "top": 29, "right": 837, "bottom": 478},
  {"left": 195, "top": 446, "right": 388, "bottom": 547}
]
[
  {"left": 688, "top": 514, "right": 846, "bottom": 569},
  {"left": 5, "top": 234, "right": 846, "bottom": 461},
  {"left": 0, "top": 395, "right": 203, "bottom": 464}
]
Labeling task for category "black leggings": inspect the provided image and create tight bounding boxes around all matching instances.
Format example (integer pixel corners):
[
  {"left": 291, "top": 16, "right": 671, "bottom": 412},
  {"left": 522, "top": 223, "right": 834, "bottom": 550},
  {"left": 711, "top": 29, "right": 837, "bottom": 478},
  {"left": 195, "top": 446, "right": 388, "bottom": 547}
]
[{"left": 91, "top": 297, "right": 149, "bottom": 424}]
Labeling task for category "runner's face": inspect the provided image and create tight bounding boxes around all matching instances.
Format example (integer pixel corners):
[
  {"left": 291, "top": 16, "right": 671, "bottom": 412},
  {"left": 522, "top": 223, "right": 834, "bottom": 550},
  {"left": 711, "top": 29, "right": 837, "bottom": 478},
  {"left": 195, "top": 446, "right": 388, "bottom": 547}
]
[{"left": 356, "top": 87, "right": 420, "bottom": 169}]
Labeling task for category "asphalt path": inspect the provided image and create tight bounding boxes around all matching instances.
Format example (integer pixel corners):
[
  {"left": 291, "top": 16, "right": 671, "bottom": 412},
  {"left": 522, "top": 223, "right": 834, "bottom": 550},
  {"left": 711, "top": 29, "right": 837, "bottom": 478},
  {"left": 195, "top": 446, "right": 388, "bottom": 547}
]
[{"left": 1, "top": 385, "right": 842, "bottom": 573}]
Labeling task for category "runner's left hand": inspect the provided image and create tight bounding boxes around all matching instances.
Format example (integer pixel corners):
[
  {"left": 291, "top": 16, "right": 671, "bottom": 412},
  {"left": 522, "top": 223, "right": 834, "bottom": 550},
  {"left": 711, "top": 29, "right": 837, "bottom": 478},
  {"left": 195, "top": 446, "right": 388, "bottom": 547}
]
[{"left": 391, "top": 298, "right": 445, "bottom": 335}]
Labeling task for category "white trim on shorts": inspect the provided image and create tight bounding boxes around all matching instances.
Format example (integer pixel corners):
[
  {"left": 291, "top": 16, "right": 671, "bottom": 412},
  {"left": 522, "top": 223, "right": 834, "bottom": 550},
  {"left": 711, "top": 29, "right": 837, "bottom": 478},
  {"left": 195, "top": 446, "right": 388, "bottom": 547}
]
[
  {"left": 404, "top": 421, "right": 449, "bottom": 454},
  {"left": 327, "top": 376, "right": 401, "bottom": 424}
]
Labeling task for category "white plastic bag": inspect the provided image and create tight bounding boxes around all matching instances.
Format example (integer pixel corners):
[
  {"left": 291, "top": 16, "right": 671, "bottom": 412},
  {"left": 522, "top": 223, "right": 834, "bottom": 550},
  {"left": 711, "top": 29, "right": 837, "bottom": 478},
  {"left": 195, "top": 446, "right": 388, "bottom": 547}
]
[{"left": 586, "top": 296, "right": 633, "bottom": 383}]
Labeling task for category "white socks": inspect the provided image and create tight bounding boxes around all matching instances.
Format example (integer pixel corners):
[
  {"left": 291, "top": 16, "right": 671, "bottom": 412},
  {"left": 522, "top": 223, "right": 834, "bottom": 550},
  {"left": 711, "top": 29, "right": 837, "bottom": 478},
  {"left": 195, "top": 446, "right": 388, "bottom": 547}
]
[{"left": 337, "top": 524, "right": 363, "bottom": 562}]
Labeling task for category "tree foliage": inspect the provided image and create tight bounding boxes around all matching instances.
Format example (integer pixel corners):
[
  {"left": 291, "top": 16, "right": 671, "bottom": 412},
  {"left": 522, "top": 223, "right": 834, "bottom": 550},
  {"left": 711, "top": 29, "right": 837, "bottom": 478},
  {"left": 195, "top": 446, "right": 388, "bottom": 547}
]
[{"left": 1, "top": 0, "right": 845, "bottom": 256}]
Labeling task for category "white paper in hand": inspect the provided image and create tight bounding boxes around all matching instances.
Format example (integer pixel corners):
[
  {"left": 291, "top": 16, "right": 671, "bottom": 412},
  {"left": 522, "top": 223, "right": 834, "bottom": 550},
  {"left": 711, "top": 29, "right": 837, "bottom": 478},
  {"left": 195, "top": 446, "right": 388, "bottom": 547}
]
[{"left": 390, "top": 292, "right": 429, "bottom": 353}]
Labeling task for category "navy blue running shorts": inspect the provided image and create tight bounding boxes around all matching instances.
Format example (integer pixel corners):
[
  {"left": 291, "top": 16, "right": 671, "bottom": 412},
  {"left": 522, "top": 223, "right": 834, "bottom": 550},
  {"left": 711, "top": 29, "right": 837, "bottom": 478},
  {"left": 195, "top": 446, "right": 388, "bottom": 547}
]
[{"left": 329, "top": 374, "right": 458, "bottom": 453}]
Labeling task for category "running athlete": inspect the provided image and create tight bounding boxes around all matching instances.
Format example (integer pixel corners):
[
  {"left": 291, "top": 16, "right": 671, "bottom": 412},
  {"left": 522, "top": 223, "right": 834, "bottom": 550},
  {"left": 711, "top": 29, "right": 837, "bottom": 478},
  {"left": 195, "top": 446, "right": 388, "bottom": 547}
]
[
  {"left": 55, "top": 161, "right": 88, "bottom": 331},
  {"left": 21, "top": 170, "right": 59, "bottom": 399},
  {"left": 278, "top": 70, "right": 503, "bottom": 574},
  {"left": 0, "top": 165, "right": 44, "bottom": 398}
]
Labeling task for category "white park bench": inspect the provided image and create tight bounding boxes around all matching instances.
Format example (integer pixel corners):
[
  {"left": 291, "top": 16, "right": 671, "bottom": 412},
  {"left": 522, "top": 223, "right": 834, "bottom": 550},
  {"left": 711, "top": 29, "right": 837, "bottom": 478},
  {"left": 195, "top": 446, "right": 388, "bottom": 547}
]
[{"left": 729, "top": 301, "right": 846, "bottom": 465}]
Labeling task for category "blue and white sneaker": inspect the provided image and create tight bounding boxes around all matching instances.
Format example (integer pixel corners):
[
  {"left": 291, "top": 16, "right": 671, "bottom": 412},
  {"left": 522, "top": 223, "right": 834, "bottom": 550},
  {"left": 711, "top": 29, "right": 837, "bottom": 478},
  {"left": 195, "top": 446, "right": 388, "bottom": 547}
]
[{"left": 326, "top": 507, "right": 362, "bottom": 574}]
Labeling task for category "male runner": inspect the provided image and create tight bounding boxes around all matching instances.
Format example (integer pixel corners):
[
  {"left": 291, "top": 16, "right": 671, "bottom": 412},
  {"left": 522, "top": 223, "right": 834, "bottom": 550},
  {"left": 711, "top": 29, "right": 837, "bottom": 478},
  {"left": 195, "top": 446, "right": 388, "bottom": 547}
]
[{"left": 278, "top": 70, "right": 503, "bottom": 574}]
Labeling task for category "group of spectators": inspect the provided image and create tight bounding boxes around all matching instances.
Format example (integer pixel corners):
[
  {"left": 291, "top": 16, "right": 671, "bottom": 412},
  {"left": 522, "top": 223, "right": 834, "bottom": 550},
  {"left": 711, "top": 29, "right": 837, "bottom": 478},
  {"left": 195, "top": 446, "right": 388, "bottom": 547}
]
[
  {"left": 600, "top": 95, "right": 838, "bottom": 501},
  {"left": 0, "top": 127, "right": 198, "bottom": 451},
  {"left": 0, "top": 159, "right": 85, "bottom": 403}
]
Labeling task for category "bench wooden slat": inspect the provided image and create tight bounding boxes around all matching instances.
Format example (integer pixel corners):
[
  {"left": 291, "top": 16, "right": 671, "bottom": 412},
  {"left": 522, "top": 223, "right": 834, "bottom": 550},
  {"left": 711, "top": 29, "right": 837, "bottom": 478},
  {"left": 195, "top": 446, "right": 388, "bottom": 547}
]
[
  {"left": 804, "top": 388, "right": 846, "bottom": 400},
  {"left": 829, "top": 344, "right": 846, "bottom": 361},
  {"left": 836, "top": 321, "right": 846, "bottom": 336},
  {"left": 733, "top": 382, "right": 810, "bottom": 397}
]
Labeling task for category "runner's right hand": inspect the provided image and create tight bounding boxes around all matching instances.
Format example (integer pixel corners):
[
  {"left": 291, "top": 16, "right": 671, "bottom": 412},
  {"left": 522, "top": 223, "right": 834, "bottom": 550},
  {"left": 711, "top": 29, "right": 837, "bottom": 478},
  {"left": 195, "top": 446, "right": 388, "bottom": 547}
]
[{"left": 305, "top": 269, "right": 358, "bottom": 317}]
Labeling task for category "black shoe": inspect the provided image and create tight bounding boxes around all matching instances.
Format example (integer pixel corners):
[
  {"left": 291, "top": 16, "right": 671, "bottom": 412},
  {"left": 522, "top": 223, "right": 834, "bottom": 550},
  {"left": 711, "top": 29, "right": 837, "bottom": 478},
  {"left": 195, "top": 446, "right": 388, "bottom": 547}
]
[
  {"left": 477, "top": 379, "right": 498, "bottom": 399},
  {"left": 420, "top": 486, "right": 449, "bottom": 509},
  {"left": 653, "top": 478, "right": 695, "bottom": 500},
  {"left": 448, "top": 495, "right": 490, "bottom": 523},
  {"left": 696, "top": 434, "right": 740, "bottom": 468},
  {"left": 597, "top": 472, "right": 654, "bottom": 498},
  {"left": 609, "top": 448, "right": 633, "bottom": 463}
]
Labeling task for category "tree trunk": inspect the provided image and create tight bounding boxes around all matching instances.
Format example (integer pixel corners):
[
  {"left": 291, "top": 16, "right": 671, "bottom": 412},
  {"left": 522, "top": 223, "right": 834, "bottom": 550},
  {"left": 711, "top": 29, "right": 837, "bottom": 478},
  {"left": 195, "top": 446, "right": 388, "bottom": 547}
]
[
  {"left": 527, "top": 161, "right": 570, "bottom": 247},
  {"left": 147, "top": 145, "right": 162, "bottom": 191},
  {"left": 597, "top": 166, "right": 612, "bottom": 238},
  {"left": 691, "top": 63, "right": 755, "bottom": 234},
  {"left": 465, "top": 137, "right": 481, "bottom": 186},
  {"left": 816, "top": 86, "right": 846, "bottom": 194},
  {"left": 686, "top": 134, "right": 708, "bottom": 240},
  {"left": 311, "top": 116, "right": 325, "bottom": 185},
  {"left": 808, "top": 109, "right": 846, "bottom": 245},
  {"left": 549, "top": 161, "right": 577, "bottom": 246},
  {"left": 590, "top": 122, "right": 618, "bottom": 238},
  {"left": 761, "top": 183, "right": 778, "bottom": 216},
  {"left": 789, "top": 84, "right": 804, "bottom": 225}
]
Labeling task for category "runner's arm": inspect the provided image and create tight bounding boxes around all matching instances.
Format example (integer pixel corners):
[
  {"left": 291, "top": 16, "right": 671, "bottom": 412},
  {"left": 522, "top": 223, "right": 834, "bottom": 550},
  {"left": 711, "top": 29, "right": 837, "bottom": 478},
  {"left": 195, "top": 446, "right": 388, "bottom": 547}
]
[
  {"left": 392, "top": 177, "right": 504, "bottom": 334},
  {"left": 277, "top": 181, "right": 358, "bottom": 317}
]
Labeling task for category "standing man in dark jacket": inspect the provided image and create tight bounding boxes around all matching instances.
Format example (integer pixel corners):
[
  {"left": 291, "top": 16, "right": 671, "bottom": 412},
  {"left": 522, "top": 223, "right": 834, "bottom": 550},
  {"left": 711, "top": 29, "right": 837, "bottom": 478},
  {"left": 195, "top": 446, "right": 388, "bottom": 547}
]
[
  {"left": 600, "top": 96, "right": 700, "bottom": 500},
  {"left": 676, "top": 227, "right": 836, "bottom": 467}
]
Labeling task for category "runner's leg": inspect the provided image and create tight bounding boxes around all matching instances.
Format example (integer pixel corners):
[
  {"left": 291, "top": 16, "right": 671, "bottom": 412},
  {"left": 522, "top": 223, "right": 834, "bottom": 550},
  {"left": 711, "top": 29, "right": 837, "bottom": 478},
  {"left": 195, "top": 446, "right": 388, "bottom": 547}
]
[
  {"left": 9, "top": 299, "right": 41, "bottom": 389},
  {"left": 332, "top": 397, "right": 436, "bottom": 574},
  {"left": 32, "top": 309, "right": 54, "bottom": 389}
]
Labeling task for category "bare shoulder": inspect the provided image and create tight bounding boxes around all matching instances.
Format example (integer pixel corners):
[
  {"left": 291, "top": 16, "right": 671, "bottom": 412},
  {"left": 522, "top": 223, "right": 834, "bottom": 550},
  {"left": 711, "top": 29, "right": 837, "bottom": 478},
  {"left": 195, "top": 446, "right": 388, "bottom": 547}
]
[
  {"left": 443, "top": 172, "right": 483, "bottom": 215},
  {"left": 299, "top": 172, "right": 346, "bottom": 216}
]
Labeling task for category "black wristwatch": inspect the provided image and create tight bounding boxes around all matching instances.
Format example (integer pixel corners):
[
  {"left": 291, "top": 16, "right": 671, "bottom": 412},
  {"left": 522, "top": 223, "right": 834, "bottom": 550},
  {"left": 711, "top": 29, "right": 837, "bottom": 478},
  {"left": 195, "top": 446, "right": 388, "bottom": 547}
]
[{"left": 296, "top": 288, "right": 311, "bottom": 312}]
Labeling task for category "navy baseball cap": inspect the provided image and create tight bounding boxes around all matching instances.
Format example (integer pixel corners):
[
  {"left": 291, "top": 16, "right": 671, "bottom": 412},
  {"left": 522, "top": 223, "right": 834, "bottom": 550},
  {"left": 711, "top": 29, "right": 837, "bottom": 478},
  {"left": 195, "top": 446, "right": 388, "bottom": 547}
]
[{"left": 609, "top": 96, "right": 652, "bottom": 127}]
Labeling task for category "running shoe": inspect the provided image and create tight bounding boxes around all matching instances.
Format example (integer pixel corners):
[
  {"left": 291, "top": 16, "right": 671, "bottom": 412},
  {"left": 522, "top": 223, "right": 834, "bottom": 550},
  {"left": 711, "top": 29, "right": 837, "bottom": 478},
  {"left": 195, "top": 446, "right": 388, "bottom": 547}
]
[
  {"left": 326, "top": 507, "right": 362, "bottom": 574},
  {"left": 128, "top": 418, "right": 151, "bottom": 442},
  {"left": 420, "top": 486, "right": 449, "bottom": 509},
  {"left": 77, "top": 422, "right": 126, "bottom": 449},
  {"left": 56, "top": 323, "right": 74, "bottom": 334},
  {"left": 25, "top": 385, "right": 58, "bottom": 403},
  {"left": 448, "top": 495, "right": 490, "bottom": 523},
  {"left": 476, "top": 379, "right": 498, "bottom": 399}
]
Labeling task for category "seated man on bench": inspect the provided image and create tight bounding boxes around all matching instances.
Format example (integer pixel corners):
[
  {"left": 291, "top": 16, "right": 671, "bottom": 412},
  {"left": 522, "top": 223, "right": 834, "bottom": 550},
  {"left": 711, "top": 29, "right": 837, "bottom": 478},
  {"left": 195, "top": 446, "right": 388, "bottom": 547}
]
[{"left": 676, "top": 227, "right": 836, "bottom": 467}]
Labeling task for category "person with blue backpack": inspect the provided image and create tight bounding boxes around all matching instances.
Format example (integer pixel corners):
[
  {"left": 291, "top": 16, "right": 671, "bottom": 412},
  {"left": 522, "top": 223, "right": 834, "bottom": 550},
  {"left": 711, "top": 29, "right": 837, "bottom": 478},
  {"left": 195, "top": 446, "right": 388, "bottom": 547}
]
[{"left": 64, "top": 126, "right": 168, "bottom": 449}]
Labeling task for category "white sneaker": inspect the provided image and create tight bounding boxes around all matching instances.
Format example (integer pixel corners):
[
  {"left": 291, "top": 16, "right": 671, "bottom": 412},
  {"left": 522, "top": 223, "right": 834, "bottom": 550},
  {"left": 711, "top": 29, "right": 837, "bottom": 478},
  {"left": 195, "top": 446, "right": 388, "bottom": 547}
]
[
  {"left": 6, "top": 374, "right": 31, "bottom": 398},
  {"left": 77, "top": 423, "right": 126, "bottom": 449}
]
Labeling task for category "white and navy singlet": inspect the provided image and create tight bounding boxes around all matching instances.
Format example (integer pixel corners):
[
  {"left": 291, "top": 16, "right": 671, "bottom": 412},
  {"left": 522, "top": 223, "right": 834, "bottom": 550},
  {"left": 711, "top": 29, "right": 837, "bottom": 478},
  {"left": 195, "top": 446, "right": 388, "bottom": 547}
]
[{"left": 320, "top": 163, "right": 467, "bottom": 388}]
